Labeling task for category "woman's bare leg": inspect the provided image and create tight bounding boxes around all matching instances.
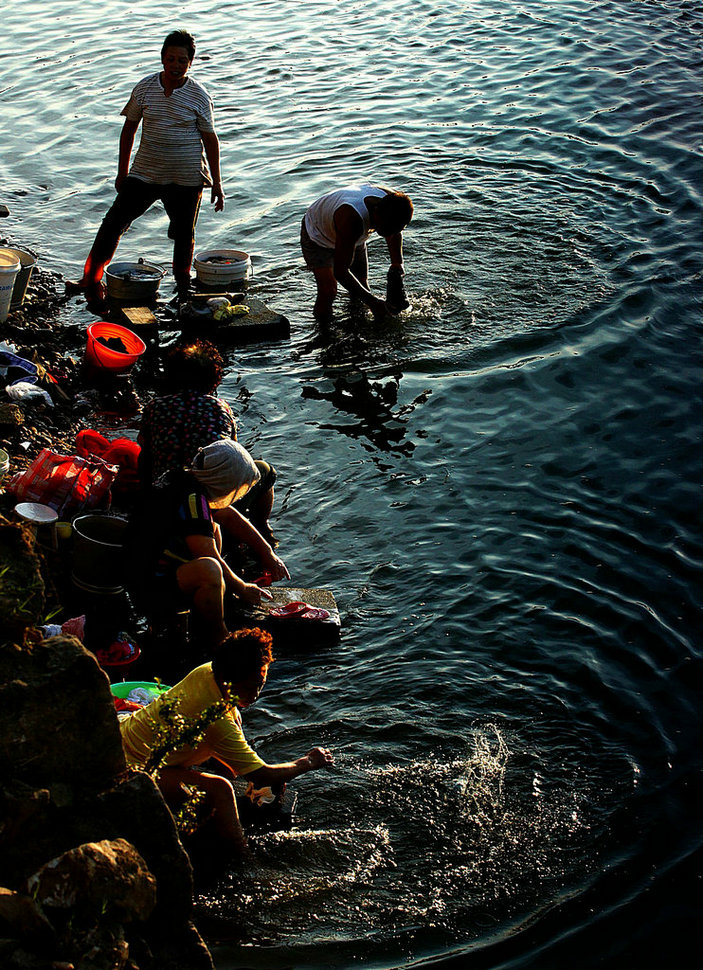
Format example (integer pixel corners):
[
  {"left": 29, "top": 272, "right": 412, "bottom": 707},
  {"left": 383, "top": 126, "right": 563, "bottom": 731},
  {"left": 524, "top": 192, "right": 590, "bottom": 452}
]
[{"left": 157, "top": 767, "right": 248, "bottom": 855}]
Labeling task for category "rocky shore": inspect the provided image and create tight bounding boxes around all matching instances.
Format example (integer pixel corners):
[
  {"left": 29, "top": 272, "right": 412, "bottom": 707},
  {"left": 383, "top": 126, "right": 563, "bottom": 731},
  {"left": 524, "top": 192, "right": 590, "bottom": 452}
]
[
  {"left": 0, "top": 255, "right": 86, "bottom": 471},
  {"left": 0, "top": 241, "right": 216, "bottom": 969}
]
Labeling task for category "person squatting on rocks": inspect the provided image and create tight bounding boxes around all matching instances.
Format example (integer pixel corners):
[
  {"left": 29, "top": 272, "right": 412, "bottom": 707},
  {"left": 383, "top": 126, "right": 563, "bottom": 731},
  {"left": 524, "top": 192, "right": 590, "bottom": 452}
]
[
  {"left": 138, "top": 339, "right": 285, "bottom": 551},
  {"left": 300, "top": 183, "right": 413, "bottom": 323},
  {"left": 67, "top": 29, "right": 224, "bottom": 305},
  {"left": 119, "top": 627, "right": 334, "bottom": 856},
  {"left": 125, "top": 439, "right": 280, "bottom": 647}
]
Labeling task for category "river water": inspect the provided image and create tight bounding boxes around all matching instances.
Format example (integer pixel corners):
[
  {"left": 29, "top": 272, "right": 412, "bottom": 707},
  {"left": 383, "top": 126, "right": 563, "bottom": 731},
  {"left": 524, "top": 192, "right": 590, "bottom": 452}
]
[{"left": 2, "top": 1, "right": 702, "bottom": 967}]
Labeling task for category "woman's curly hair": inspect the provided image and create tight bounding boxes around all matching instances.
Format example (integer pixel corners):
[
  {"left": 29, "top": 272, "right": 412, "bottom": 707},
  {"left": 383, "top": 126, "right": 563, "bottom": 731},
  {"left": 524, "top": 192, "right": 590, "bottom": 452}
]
[
  {"left": 213, "top": 627, "right": 275, "bottom": 685},
  {"left": 163, "top": 339, "right": 224, "bottom": 394}
]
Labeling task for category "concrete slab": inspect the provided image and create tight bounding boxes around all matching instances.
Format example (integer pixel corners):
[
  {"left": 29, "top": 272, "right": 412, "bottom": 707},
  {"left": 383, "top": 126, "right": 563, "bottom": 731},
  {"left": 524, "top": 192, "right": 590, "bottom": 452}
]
[
  {"left": 231, "top": 586, "right": 341, "bottom": 649},
  {"left": 182, "top": 295, "right": 290, "bottom": 344}
]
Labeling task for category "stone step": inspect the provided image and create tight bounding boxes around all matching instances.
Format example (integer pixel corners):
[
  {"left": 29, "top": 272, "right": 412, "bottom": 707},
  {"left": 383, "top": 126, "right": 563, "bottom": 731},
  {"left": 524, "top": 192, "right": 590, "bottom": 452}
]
[
  {"left": 233, "top": 586, "right": 341, "bottom": 649},
  {"left": 181, "top": 295, "right": 290, "bottom": 344}
]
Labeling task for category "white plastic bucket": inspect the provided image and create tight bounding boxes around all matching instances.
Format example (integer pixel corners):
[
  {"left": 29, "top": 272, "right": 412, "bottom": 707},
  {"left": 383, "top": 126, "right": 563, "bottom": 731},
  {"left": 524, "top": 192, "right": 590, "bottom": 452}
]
[
  {"left": 0, "top": 250, "right": 20, "bottom": 323},
  {"left": 3, "top": 247, "right": 36, "bottom": 309},
  {"left": 194, "top": 249, "right": 251, "bottom": 289}
]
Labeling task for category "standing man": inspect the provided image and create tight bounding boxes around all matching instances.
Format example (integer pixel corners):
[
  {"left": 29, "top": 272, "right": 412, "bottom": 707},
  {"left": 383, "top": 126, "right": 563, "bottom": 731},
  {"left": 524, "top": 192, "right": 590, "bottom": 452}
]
[
  {"left": 300, "top": 184, "right": 413, "bottom": 322},
  {"left": 68, "top": 29, "right": 224, "bottom": 305}
]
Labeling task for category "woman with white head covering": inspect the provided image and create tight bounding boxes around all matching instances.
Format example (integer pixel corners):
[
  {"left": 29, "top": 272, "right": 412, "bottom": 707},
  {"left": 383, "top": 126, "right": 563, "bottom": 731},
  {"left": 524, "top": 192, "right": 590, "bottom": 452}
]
[
  {"left": 126, "top": 439, "right": 280, "bottom": 648},
  {"left": 191, "top": 438, "right": 260, "bottom": 504}
]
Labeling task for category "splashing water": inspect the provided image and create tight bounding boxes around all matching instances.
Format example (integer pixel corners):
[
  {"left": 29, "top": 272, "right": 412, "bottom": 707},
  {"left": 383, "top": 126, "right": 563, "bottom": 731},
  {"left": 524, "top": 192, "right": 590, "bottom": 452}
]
[{"left": 198, "top": 724, "right": 605, "bottom": 961}]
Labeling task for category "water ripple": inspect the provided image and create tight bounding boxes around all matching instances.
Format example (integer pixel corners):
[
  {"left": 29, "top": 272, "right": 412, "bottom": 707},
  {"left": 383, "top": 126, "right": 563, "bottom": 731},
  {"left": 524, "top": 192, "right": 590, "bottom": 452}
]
[{"left": 3, "top": 1, "right": 703, "bottom": 967}]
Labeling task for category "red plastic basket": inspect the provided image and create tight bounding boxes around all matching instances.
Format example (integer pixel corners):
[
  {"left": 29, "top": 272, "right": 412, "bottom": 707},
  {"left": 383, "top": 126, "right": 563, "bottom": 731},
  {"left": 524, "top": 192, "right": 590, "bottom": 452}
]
[{"left": 86, "top": 322, "right": 146, "bottom": 372}]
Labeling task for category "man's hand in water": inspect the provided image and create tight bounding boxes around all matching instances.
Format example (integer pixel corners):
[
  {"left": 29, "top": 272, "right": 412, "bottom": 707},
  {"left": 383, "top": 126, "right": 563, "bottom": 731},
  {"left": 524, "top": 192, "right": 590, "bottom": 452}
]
[{"left": 369, "top": 295, "right": 388, "bottom": 321}]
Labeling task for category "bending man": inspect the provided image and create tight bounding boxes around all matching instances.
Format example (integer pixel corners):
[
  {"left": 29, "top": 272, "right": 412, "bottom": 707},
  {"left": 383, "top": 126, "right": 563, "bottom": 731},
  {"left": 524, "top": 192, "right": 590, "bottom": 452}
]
[{"left": 300, "top": 183, "right": 413, "bottom": 322}]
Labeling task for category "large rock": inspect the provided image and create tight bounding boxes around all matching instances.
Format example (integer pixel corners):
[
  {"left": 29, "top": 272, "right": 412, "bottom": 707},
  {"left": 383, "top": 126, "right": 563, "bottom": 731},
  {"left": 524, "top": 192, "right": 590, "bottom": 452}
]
[
  {"left": 94, "top": 773, "right": 194, "bottom": 923},
  {"left": 0, "top": 886, "right": 55, "bottom": 949},
  {"left": 0, "top": 783, "right": 57, "bottom": 885},
  {"left": 0, "top": 777, "right": 213, "bottom": 969},
  {"left": 2, "top": 842, "right": 153, "bottom": 970},
  {"left": 26, "top": 838, "right": 156, "bottom": 924},
  {"left": 0, "top": 634, "right": 125, "bottom": 793}
]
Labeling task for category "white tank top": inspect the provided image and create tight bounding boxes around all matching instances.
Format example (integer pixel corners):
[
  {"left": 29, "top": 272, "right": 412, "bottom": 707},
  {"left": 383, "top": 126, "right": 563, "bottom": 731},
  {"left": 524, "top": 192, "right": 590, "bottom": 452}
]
[{"left": 304, "top": 184, "right": 387, "bottom": 249}]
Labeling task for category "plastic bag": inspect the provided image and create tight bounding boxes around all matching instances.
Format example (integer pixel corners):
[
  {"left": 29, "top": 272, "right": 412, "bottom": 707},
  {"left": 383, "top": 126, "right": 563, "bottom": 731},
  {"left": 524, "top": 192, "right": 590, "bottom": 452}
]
[{"left": 6, "top": 448, "right": 117, "bottom": 515}]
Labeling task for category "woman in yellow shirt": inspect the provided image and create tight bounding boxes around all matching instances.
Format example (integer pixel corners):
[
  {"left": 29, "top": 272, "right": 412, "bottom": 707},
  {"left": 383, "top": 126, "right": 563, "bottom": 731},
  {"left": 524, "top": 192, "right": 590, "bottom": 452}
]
[{"left": 120, "top": 627, "right": 333, "bottom": 854}]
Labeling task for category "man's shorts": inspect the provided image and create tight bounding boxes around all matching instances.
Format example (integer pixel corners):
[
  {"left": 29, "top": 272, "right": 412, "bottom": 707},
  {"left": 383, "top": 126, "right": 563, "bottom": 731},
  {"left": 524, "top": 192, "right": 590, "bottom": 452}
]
[
  {"left": 300, "top": 218, "right": 368, "bottom": 271},
  {"left": 300, "top": 218, "right": 335, "bottom": 269}
]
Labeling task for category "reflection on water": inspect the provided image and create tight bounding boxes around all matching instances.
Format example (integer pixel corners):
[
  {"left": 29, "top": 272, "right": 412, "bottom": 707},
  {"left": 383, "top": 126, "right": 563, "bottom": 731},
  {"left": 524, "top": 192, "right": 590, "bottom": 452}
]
[
  {"left": 2, "top": 0, "right": 703, "bottom": 967},
  {"left": 301, "top": 369, "right": 431, "bottom": 456}
]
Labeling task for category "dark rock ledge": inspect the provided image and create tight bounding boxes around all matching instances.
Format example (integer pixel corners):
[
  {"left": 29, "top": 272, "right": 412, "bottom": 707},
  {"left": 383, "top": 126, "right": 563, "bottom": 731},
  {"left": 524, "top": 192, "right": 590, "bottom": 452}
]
[{"left": 0, "top": 515, "right": 215, "bottom": 970}]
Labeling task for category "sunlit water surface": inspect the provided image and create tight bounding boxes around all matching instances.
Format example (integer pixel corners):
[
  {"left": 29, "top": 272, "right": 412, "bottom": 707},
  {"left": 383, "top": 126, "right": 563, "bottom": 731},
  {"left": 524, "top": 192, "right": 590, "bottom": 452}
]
[{"left": 2, "top": 1, "right": 702, "bottom": 967}]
